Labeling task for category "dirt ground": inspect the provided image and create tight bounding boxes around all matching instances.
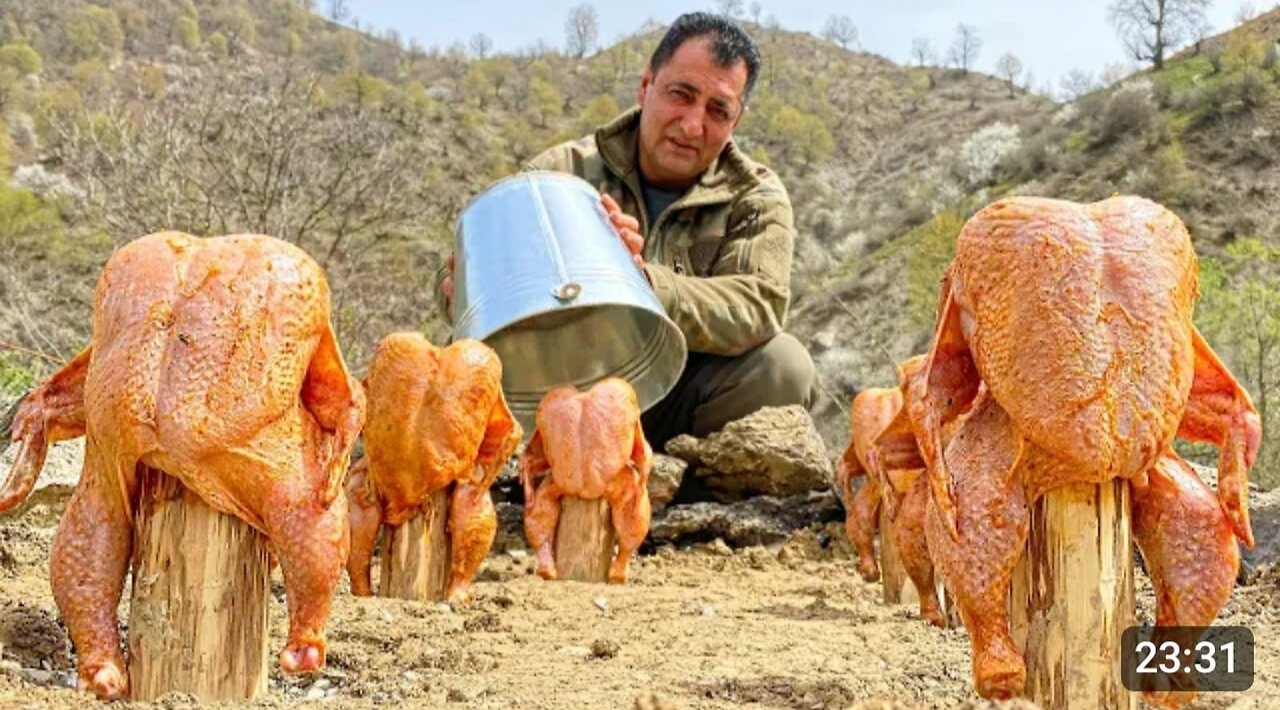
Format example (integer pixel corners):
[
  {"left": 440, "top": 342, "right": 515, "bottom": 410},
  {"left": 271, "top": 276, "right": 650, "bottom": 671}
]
[{"left": 0, "top": 484, "right": 1276, "bottom": 710}]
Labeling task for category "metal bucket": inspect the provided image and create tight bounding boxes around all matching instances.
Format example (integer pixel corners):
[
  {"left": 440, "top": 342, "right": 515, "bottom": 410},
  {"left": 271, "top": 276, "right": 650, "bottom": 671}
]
[{"left": 452, "top": 172, "right": 687, "bottom": 433}]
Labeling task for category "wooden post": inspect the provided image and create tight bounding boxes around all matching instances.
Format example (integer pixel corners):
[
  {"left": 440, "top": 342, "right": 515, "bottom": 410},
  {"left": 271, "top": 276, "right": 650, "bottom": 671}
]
[
  {"left": 128, "top": 469, "right": 270, "bottom": 702},
  {"left": 1010, "top": 479, "right": 1135, "bottom": 710},
  {"left": 554, "top": 496, "right": 616, "bottom": 582},
  {"left": 879, "top": 504, "right": 917, "bottom": 605},
  {"left": 379, "top": 488, "right": 451, "bottom": 602}
]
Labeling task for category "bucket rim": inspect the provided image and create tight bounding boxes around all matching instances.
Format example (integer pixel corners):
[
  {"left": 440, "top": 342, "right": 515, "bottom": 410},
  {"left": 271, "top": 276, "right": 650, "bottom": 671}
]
[
  {"left": 454, "top": 171, "right": 600, "bottom": 233},
  {"left": 463, "top": 297, "right": 687, "bottom": 354}
]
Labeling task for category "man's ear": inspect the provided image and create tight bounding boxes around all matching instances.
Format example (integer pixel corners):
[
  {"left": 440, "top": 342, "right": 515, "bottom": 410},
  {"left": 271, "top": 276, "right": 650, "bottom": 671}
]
[{"left": 638, "top": 65, "right": 653, "bottom": 105}]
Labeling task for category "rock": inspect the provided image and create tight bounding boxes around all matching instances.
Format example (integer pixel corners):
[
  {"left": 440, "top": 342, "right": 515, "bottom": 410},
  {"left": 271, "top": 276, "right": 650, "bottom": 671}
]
[
  {"left": 492, "top": 501, "right": 525, "bottom": 552},
  {"left": 665, "top": 405, "right": 831, "bottom": 501},
  {"left": 0, "top": 435, "right": 84, "bottom": 491},
  {"left": 828, "top": 452, "right": 848, "bottom": 509},
  {"left": 1240, "top": 486, "right": 1280, "bottom": 585},
  {"left": 648, "top": 491, "right": 842, "bottom": 547},
  {"left": 634, "top": 690, "right": 679, "bottom": 710},
  {"left": 590, "top": 638, "right": 619, "bottom": 659},
  {"left": 492, "top": 456, "right": 521, "bottom": 503},
  {"left": 648, "top": 454, "right": 686, "bottom": 513}
]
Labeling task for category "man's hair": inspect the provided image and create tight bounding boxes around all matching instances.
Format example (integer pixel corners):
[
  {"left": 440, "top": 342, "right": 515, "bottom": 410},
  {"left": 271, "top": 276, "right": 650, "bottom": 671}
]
[{"left": 648, "top": 12, "right": 761, "bottom": 104}]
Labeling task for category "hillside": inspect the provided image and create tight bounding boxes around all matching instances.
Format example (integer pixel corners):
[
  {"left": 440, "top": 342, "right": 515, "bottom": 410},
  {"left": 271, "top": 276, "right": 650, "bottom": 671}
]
[
  {"left": 0, "top": 2, "right": 1041, "bottom": 390},
  {"left": 2, "top": 2, "right": 1279, "bottom": 485}
]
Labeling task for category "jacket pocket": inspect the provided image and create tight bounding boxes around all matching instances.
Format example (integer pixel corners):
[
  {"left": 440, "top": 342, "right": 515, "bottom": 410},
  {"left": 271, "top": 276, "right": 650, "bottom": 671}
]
[{"left": 687, "top": 206, "right": 732, "bottom": 276}]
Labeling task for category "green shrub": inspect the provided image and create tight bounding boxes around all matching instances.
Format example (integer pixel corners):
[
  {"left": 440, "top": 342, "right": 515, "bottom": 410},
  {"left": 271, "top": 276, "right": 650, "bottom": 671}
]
[
  {"left": 1093, "top": 82, "right": 1157, "bottom": 146},
  {"left": 0, "top": 353, "right": 37, "bottom": 397},
  {"left": 173, "top": 16, "right": 201, "bottom": 52},
  {"left": 0, "top": 42, "right": 41, "bottom": 75},
  {"left": 904, "top": 209, "right": 967, "bottom": 330}
]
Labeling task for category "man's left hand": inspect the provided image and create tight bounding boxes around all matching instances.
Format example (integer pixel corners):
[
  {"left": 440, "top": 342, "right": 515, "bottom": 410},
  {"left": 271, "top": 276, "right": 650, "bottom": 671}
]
[{"left": 601, "top": 194, "right": 644, "bottom": 270}]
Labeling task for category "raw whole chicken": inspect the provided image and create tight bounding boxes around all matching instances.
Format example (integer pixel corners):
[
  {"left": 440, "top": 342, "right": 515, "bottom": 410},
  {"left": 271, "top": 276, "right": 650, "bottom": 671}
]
[
  {"left": 518, "top": 378, "right": 652, "bottom": 583},
  {"left": 0, "top": 233, "right": 365, "bottom": 699},
  {"left": 919, "top": 196, "right": 1257, "bottom": 707},
  {"left": 345, "top": 334, "right": 521, "bottom": 603}
]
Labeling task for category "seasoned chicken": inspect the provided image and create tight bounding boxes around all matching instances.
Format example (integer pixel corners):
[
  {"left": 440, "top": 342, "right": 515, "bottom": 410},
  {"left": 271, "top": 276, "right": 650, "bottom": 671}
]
[
  {"left": 920, "top": 196, "right": 1258, "bottom": 705},
  {"left": 835, "top": 386, "right": 900, "bottom": 582},
  {"left": 0, "top": 233, "right": 365, "bottom": 699},
  {"left": 866, "top": 355, "right": 946, "bottom": 627},
  {"left": 345, "top": 334, "right": 520, "bottom": 604},
  {"left": 518, "top": 378, "right": 652, "bottom": 583},
  {"left": 836, "top": 355, "right": 931, "bottom": 586}
]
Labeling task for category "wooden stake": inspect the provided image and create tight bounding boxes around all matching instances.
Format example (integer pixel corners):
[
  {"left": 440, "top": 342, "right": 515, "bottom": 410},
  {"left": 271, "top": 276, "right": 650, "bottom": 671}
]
[
  {"left": 879, "top": 504, "right": 917, "bottom": 606},
  {"left": 1011, "top": 480, "right": 1135, "bottom": 710},
  {"left": 128, "top": 469, "right": 270, "bottom": 702},
  {"left": 379, "top": 488, "right": 451, "bottom": 602},
  {"left": 554, "top": 496, "right": 616, "bottom": 582}
]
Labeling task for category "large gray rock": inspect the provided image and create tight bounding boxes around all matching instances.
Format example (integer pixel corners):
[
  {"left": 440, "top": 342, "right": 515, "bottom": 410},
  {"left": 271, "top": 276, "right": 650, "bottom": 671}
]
[
  {"left": 664, "top": 405, "right": 832, "bottom": 501},
  {"left": 649, "top": 491, "right": 842, "bottom": 548},
  {"left": 648, "top": 454, "right": 686, "bottom": 514},
  {"left": 1240, "top": 486, "right": 1280, "bottom": 585}
]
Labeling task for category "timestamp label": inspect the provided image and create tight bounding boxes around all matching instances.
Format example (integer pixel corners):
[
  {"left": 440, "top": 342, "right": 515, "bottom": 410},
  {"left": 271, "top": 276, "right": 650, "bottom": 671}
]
[{"left": 1121, "top": 626, "right": 1254, "bottom": 694}]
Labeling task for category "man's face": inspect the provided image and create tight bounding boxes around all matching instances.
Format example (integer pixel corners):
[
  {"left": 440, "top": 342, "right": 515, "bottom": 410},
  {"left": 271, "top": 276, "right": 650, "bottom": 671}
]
[{"left": 636, "top": 37, "right": 748, "bottom": 189}]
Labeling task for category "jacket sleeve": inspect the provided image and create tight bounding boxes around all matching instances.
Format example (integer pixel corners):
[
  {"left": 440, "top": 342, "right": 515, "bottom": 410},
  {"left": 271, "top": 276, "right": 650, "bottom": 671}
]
[{"left": 643, "top": 186, "right": 794, "bottom": 356}]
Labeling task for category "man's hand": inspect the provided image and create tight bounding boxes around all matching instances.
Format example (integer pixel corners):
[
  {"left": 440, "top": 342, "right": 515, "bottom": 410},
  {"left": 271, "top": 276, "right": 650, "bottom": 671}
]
[{"left": 602, "top": 194, "right": 644, "bottom": 269}]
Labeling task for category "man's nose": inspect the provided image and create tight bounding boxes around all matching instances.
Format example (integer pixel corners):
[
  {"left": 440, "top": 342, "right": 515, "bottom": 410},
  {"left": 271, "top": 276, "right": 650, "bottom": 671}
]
[{"left": 679, "top": 106, "right": 705, "bottom": 140}]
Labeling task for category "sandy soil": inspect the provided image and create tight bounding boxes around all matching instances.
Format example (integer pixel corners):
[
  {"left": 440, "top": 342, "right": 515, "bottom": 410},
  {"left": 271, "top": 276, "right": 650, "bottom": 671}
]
[{"left": 0, "top": 485, "right": 1276, "bottom": 710}]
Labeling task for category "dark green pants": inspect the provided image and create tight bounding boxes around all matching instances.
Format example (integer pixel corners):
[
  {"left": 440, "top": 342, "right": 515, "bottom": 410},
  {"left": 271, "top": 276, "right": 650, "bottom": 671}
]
[{"left": 640, "top": 333, "right": 815, "bottom": 451}]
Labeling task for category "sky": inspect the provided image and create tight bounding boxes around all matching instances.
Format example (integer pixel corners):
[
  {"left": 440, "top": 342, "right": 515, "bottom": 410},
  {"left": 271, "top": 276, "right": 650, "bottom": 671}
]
[{"left": 342, "top": 1, "right": 1255, "bottom": 96}]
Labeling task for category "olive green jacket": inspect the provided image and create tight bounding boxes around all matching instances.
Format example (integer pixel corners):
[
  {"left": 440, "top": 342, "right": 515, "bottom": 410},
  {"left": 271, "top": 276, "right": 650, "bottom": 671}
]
[{"left": 436, "top": 106, "right": 795, "bottom": 356}]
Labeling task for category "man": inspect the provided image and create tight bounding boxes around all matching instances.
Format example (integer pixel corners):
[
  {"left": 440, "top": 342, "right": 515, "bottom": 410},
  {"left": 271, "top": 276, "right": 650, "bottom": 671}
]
[{"left": 438, "top": 12, "right": 814, "bottom": 450}]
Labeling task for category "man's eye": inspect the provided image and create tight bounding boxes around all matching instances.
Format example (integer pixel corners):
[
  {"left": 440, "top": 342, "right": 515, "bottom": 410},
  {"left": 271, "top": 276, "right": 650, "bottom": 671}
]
[{"left": 668, "top": 89, "right": 692, "bottom": 102}]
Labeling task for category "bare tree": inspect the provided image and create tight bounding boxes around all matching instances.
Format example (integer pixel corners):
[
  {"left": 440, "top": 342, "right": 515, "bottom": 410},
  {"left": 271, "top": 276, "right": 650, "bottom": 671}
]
[
  {"left": 1059, "top": 68, "right": 1097, "bottom": 99},
  {"left": 1108, "top": 0, "right": 1210, "bottom": 70},
  {"left": 749, "top": 2, "right": 763, "bottom": 24},
  {"left": 443, "top": 41, "right": 469, "bottom": 82},
  {"left": 469, "top": 32, "right": 493, "bottom": 59},
  {"left": 910, "top": 37, "right": 936, "bottom": 67},
  {"left": 564, "top": 4, "right": 599, "bottom": 59},
  {"left": 994, "top": 53, "right": 1023, "bottom": 96},
  {"left": 821, "top": 15, "right": 858, "bottom": 50},
  {"left": 947, "top": 24, "right": 982, "bottom": 75},
  {"left": 326, "top": 0, "right": 349, "bottom": 23},
  {"left": 715, "top": 0, "right": 745, "bottom": 18},
  {"left": 1235, "top": 2, "right": 1259, "bottom": 24}
]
